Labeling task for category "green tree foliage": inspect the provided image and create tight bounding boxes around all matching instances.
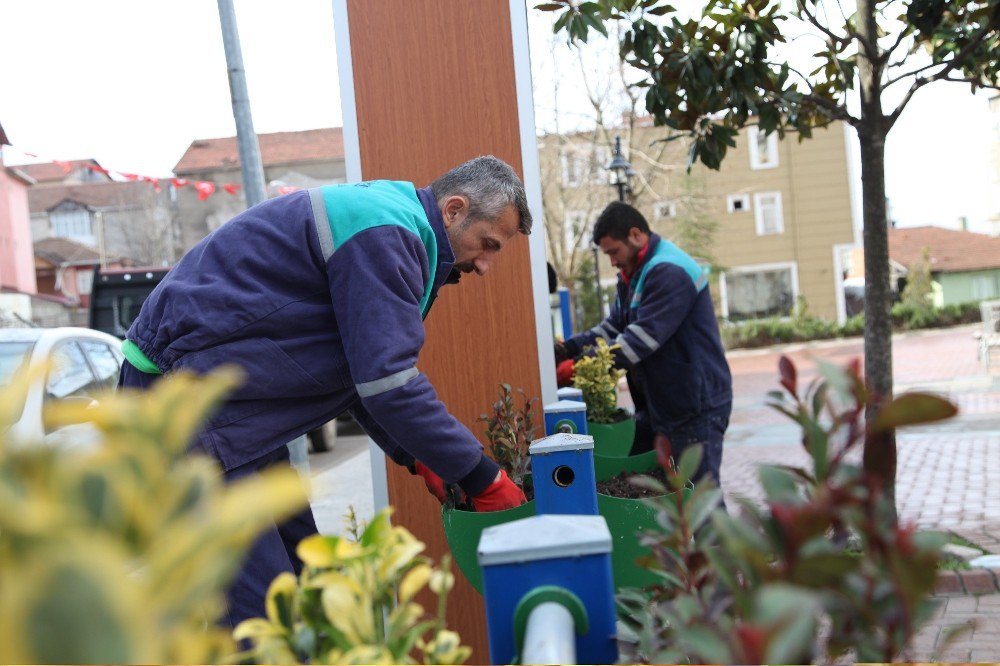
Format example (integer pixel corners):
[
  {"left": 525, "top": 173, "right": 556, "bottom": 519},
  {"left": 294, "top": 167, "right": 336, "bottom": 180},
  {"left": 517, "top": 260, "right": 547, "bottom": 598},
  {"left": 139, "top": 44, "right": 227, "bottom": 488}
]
[
  {"left": 538, "top": 0, "right": 1000, "bottom": 515},
  {"left": 0, "top": 367, "right": 308, "bottom": 663},
  {"left": 618, "top": 356, "right": 962, "bottom": 663}
]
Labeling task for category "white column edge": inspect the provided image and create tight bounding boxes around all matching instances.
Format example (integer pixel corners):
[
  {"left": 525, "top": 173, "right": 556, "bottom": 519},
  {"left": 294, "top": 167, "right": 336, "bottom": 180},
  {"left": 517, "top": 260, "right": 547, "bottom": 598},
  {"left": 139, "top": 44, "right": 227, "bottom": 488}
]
[
  {"left": 333, "top": 0, "right": 388, "bottom": 514},
  {"left": 510, "top": 0, "right": 557, "bottom": 406}
]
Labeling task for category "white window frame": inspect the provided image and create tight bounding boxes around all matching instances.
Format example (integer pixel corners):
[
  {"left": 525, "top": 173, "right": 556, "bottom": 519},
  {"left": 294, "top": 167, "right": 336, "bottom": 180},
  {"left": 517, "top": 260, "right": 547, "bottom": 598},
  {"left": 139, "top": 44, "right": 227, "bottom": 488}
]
[
  {"left": 719, "top": 261, "right": 799, "bottom": 321},
  {"left": 748, "top": 126, "right": 779, "bottom": 170},
  {"left": 972, "top": 275, "right": 1000, "bottom": 300},
  {"left": 653, "top": 200, "right": 677, "bottom": 220},
  {"left": 590, "top": 146, "right": 610, "bottom": 185},
  {"left": 564, "top": 209, "right": 590, "bottom": 250},
  {"left": 727, "top": 193, "right": 750, "bottom": 213},
  {"left": 754, "top": 191, "right": 784, "bottom": 235},
  {"left": 560, "top": 146, "right": 587, "bottom": 188},
  {"left": 50, "top": 206, "right": 95, "bottom": 245},
  {"left": 76, "top": 268, "right": 94, "bottom": 295}
]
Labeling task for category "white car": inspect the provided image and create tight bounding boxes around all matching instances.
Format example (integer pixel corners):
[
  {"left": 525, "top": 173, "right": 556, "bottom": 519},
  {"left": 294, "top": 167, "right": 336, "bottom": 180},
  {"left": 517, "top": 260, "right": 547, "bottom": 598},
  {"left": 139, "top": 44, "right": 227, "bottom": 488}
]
[{"left": 0, "top": 327, "right": 124, "bottom": 450}]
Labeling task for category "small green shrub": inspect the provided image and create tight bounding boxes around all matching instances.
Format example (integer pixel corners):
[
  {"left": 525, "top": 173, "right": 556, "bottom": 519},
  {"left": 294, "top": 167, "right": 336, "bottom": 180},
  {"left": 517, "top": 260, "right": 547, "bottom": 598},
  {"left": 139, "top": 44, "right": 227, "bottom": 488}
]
[
  {"left": 724, "top": 302, "right": 982, "bottom": 349},
  {"left": 573, "top": 338, "right": 628, "bottom": 423}
]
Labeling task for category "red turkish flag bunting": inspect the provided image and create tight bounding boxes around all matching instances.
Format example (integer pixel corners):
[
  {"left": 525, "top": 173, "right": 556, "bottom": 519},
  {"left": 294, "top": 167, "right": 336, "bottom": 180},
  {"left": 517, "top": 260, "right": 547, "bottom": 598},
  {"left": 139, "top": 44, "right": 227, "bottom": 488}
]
[
  {"left": 195, "top": 181, "right": 216, "bottom": 200},
  {"left": 278, "top": 185, "right": 299, "bottom": 195},
  {"left": 54, "top": 159, "right": 73, "bottom": 173},
  {"left": 223, "top": 183, "right": 241, "bottom": 195},
  {"left": 172, "top": 178, "right": 189, "bottom": 188}
]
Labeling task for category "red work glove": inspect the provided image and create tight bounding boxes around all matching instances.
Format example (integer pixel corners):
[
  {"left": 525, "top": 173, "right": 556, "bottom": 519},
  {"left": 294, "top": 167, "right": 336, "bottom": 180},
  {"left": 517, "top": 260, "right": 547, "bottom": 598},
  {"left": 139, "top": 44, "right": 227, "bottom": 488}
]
[
  {"left": 471, "top": 470, "right": 527, "bottom": 512},
  {"left": 556, "top": 359, "right": 576, "bottom": 387},
  {"left": 413, "top": 461, "right": 448, "bottom": 503}
]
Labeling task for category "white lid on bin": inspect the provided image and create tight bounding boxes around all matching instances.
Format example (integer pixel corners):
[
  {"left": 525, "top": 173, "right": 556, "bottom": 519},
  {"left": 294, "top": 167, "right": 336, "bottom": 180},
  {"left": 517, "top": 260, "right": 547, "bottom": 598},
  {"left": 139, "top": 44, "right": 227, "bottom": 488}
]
[
  {"left": 544, "top": 399, "right": 587, "bottom": 414},
  {"left": 477, "top": 514, "right": 612, "bottom": 566},
  {"left": 529, "top": 432, "right": 594, "bottom": 454},
  {"left": 557, "top": 387, "right": 583, "bottom": 399}
]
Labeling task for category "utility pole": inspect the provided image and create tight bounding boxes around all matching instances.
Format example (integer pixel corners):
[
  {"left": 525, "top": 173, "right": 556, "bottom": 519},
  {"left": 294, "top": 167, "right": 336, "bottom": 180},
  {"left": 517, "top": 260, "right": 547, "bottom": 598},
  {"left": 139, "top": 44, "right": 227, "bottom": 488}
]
[{"left": 216, "top": 0, "right": 267, "bottom": 208}]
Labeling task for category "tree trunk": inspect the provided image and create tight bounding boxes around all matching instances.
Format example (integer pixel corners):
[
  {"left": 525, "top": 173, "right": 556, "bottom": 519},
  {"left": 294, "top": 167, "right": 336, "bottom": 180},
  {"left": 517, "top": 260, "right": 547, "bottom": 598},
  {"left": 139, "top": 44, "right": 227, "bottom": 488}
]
[{"left": 856, "top": 0, "right": 897, "bottom": 517}]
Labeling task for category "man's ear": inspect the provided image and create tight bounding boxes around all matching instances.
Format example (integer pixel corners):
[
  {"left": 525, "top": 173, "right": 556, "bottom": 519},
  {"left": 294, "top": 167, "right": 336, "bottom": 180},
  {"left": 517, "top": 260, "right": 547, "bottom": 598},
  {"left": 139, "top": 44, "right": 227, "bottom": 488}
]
[{"left": 441, "top": 195, "right": 470, "bottom": 229}]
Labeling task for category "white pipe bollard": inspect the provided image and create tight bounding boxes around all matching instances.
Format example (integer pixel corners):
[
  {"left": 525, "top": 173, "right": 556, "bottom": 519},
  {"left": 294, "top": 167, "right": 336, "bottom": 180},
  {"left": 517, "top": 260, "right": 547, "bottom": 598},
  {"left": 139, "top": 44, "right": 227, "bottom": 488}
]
[{"left": 521, "top": 602, "right": 577, "bottom": 665}]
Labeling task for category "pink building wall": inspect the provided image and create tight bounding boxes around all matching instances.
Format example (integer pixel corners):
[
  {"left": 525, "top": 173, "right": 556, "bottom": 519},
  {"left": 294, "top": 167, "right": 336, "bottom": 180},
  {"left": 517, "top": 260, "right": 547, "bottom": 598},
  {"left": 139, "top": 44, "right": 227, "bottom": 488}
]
[{"left": 0, "top": 155, "right": 37, "bottom": 293}]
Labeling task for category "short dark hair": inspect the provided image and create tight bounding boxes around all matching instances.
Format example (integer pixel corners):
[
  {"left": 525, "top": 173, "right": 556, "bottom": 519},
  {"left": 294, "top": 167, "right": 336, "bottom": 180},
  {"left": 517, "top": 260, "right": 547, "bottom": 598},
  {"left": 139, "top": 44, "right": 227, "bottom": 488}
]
[{"left": 591, "top": 202, "right": 650, "bottom": 245}]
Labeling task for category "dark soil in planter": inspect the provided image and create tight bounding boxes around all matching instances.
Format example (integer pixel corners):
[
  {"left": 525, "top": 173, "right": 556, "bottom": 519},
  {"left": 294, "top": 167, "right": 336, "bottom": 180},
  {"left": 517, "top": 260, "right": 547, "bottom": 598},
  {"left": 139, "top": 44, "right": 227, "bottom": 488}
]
[
  {"left": 591, "top": 407, "right": 632, "bottom": 424},
  {"left": 596, "top": 465, "right": 669, "bottom": 499}
]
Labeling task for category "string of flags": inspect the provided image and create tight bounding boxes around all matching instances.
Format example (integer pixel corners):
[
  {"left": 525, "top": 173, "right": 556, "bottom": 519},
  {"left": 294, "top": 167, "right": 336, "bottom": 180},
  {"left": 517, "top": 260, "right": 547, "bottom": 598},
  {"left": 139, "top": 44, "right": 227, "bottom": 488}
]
[{"left": 16, "top": 150, "right": 301, "bottom": 201}]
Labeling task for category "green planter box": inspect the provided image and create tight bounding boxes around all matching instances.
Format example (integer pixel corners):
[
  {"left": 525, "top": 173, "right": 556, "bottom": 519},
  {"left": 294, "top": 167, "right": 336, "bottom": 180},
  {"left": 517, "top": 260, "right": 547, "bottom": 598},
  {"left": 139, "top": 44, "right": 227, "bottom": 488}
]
[
  {"left": 588, "top": 418, "right": 635, "bottom": 457},
  {"left": 442, "top": 493, "right": 660, "bottom": 594}
]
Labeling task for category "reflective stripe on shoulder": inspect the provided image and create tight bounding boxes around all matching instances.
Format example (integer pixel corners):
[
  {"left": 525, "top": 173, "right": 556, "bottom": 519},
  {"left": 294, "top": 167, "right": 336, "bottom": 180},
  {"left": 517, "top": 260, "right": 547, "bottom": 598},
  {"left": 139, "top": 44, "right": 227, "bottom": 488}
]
[
  {"left": 626, "top": 323, "right": 659, "bottom": 352},
  {"left": 309, "top": 188, "right": 335, "bottom": 261},
  {"left": 356, "top": 367, "right": 419, "bottom": 398}
]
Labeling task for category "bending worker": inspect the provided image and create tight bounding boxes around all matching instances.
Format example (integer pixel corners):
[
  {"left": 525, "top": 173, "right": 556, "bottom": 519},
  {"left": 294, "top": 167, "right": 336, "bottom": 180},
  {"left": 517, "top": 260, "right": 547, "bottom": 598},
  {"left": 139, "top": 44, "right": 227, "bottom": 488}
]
[
  {"left": 555, "top": 202, "right": 732, "bottom": 488},
  {"left": 118, "top": 156, "right": 530, "bottom": 625}
]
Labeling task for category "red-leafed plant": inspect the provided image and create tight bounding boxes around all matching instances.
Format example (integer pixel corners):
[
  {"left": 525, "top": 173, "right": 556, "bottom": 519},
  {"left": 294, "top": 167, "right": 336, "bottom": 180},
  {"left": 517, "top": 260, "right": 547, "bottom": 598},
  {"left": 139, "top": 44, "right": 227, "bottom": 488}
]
[{"left": 618, "top": 356, "right": 965, "bottom": 663}]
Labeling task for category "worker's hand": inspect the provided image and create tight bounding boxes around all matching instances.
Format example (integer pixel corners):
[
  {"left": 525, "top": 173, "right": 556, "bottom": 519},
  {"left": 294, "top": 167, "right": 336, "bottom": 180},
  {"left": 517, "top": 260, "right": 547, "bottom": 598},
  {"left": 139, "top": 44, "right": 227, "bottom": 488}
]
[
  {"left": 554, "top": 341, "right": 570, "bottom": 363},
  {"left": 413, "top": 461, "right": 448, "bottom": 503},
  {"left": 556, "top": 359, "right": 576, "bottom": 387},
  {"left": 471, "top": 470, "right": 527, "bottom": 512}
]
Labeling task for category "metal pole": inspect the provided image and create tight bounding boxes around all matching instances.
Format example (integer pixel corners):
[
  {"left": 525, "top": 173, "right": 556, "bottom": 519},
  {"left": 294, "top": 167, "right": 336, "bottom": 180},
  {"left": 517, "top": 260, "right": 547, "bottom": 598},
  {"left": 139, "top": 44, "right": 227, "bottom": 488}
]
[
  {"left": 216, "top": 0, "right": 267, "bottom": 208},
  {"left": 521, "top": 602, "right": 577, "bottom": 665}
]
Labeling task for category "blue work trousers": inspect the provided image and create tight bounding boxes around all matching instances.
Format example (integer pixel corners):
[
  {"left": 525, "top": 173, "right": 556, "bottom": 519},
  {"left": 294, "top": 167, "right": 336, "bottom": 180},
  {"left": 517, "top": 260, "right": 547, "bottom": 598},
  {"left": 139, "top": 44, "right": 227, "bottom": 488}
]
[{"left": 630, "top": 402, "right": 732, "bottom": 488}]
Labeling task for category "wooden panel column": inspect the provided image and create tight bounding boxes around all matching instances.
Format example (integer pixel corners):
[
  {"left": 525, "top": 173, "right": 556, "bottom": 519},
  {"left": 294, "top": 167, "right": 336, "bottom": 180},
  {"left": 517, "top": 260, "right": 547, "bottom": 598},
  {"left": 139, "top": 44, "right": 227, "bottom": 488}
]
[{"left": 338, "top": 1, "right": 543, "bottom": 660}]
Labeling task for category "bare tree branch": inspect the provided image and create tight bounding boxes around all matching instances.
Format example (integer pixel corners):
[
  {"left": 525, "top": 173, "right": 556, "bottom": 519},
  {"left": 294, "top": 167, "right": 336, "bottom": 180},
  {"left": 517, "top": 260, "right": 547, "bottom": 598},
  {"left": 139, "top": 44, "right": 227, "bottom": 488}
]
[
  {"left": 795, "top": 0, "right": 852, "bottom": 47},
  {"left": 888, "top": 19, "right": 999, "bottom": 127},
  {"left": 882, "top": 61, "right": 942, "bottom": 89}
]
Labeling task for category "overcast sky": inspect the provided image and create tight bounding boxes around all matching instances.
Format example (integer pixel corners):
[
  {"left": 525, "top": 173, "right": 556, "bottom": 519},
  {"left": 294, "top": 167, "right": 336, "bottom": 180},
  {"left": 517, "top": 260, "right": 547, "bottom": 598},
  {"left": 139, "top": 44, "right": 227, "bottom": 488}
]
[{"left": 2, "top": 0, "right": 997, "bottom": 233}]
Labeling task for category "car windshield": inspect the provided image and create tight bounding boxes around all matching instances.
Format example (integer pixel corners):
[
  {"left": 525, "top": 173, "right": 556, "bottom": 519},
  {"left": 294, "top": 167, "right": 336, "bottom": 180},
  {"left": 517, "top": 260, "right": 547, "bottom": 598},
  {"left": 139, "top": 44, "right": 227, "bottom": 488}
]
[{"left": 0, "top": 341, "right": 35, "bottom": 387}]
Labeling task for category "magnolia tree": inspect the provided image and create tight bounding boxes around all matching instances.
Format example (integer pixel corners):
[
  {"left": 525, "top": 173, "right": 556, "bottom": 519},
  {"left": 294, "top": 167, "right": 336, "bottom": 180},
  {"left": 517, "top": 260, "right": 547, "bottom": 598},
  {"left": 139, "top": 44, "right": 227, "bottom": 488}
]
[{"left": 538, "top": 0, "right": 1000, "bottom": 513}]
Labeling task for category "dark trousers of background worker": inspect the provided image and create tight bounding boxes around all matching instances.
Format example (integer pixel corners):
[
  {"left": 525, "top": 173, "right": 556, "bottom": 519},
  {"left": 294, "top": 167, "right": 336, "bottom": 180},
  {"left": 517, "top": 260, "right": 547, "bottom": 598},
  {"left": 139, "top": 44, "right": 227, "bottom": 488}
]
[
  {"left": 118, "top": 361, "right": 318, "bottom": 629},
  {"left": 630, "top": 401, "right": 732, "bottom": 490}
]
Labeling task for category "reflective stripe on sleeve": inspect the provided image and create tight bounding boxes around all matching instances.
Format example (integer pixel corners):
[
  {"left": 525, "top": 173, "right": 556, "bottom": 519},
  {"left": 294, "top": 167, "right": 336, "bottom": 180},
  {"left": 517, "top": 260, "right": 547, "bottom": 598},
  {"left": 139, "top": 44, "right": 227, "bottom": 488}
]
[
  {"left": 309, "top": 188, "right": 335, "bottom": 261},
  {"left": 626, "top": 323, "right": 660, "bottom": 352},
  {"left": 615, "top": 336, "right": 641, "bottom": 364},
  {"left": 356, "top": 367, "right": 419, "bottom": 398}
]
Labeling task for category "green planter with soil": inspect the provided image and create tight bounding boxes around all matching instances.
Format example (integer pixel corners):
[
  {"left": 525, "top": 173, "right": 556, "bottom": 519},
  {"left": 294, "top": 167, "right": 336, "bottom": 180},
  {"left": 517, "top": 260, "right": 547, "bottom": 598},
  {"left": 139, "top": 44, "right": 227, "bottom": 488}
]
[{"left": 442, "top": 383, "right": 669, "bottom": 594}]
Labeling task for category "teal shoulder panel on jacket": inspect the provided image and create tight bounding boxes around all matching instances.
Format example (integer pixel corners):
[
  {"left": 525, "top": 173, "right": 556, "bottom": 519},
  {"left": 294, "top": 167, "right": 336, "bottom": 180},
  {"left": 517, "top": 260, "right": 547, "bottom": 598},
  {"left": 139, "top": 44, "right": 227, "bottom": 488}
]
[
  {"left": 317, "top": 181, "right": 438, "bottom": 316},
  {"left": 630, "top": 239, "right": 709, "bottom": 310}
]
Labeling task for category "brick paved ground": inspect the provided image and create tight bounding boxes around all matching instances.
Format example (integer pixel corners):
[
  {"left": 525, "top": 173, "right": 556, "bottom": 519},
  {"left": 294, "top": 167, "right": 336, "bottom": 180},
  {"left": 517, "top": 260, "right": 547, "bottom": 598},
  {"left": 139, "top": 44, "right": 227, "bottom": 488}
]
[{"left": 722, "top": 324, "right": 1000, "bottom": 660}]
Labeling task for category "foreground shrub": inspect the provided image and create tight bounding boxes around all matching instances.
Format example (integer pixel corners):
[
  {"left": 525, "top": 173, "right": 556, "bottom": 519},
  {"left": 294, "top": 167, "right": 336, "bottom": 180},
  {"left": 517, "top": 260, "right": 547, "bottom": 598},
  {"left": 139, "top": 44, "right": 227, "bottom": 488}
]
[
  {"left": 573, "top": 337, "right": 628, "bottom": 423},
  {"left": 234, "top": 508, "right": 469, "bottom": 665},
  {"left": 618, "top": 357, "right": 962, "bottom": 663},
  {"left": 0, "top": 367, "right": 307, "bottom": 663}
]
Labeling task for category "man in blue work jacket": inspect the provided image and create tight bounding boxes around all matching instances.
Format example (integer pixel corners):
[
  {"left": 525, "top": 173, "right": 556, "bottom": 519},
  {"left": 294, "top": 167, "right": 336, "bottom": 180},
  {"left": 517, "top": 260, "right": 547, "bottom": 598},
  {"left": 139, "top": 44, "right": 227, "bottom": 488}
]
[
  {"left": 119, "top": 156, "right": 530, "bottom": 626},
  {"left": 556, "top": 202, "right": 732, "bottom": 488}
]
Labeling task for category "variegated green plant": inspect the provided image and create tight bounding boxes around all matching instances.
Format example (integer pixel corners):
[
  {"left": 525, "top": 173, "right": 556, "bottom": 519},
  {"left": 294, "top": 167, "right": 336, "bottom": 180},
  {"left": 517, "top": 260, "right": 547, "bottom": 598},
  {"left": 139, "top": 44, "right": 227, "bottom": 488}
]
[
  {"left": 0, "top": 365, "right": 309, "bottom": 663},
  {"left": 573, "top": 337, "right": 627, "bottom": 423},
  {"left": 235, "top": 507, "right": 469, "bottom": 665}
]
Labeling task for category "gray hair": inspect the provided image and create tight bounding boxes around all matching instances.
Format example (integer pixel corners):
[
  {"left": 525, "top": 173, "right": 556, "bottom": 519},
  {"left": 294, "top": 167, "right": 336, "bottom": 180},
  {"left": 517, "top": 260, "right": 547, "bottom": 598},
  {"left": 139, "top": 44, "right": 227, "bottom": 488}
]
[{"left": 430, "top": 155, "right": 532, "bottom": 235}]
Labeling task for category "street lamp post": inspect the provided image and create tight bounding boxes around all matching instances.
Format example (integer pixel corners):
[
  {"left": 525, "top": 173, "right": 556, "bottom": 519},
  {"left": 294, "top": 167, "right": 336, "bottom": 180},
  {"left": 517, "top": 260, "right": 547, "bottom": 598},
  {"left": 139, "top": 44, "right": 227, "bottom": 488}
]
[{"left": 592, "top": 136, "right": 635, "bottom": 316}]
